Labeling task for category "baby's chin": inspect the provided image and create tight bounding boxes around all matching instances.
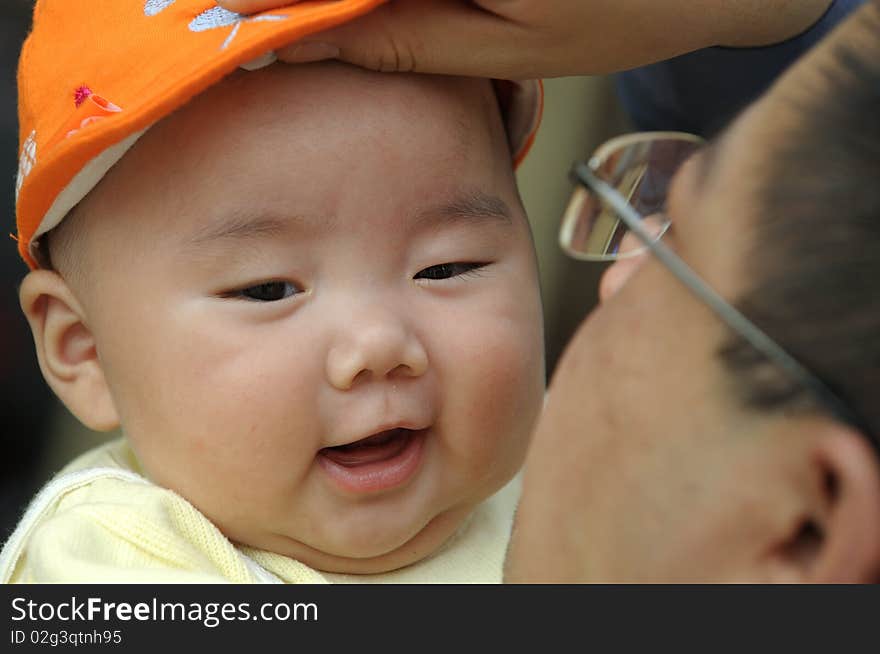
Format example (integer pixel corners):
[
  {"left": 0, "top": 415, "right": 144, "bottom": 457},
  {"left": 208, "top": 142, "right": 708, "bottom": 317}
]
[
  {"left": 204, "top": 442, "right": 523, "bottom": 573},
  {"left": 233, "top": 501, "right": 480, "bottom": 575}
]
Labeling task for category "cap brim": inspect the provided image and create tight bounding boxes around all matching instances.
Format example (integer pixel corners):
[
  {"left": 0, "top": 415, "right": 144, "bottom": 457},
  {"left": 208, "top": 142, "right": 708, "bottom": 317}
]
[{"left": 17, "top": 1, "right": 542, "bottom": 268}]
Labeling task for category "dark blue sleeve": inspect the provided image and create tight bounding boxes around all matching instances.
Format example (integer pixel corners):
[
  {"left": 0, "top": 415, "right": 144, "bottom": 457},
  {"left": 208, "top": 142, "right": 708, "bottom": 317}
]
[{"left": 614, "top": 0, "right": 866, "bottom": 136}]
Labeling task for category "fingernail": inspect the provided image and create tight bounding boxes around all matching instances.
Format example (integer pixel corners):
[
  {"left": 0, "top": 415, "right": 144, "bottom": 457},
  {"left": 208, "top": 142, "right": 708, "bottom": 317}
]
[{"left": 282, "top": 41, "right": 340, "bottom": 64}]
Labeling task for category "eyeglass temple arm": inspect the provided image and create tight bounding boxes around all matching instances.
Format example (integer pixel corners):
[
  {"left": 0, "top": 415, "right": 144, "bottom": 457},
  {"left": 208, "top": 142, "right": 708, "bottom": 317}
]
[{"left": 572, "top": 163, "right": 869, "bottom": 435}]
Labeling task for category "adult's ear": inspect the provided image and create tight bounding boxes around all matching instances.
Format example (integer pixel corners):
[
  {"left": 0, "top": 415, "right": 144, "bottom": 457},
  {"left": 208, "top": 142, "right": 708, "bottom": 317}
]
[
  {"left": 765, "top": 423, "right": 880, "bottom": 583},
  {"left": 18, "top": 270, "right": 120, "bottom": 432}
]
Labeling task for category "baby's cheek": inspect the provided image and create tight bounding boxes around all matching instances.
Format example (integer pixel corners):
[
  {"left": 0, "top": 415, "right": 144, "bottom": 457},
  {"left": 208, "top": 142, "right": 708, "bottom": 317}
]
[
  {"left": 438, "top": 314, "right": 544, "bottom": 478},
  {"left": 130, "top": 336, "right": 318, "bottom": 500}
]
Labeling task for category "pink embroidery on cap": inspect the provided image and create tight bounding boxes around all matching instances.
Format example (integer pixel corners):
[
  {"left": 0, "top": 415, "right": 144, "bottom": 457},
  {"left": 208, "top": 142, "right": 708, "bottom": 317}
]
[
  {"left": 65, "top": 93, "right": 123, "bottom": 140},
  {"left": 42, "top": 91, "right": 125, "bottom": 155},
  {"left": 74, "top": 85, "right": 93, "bottom": 108}
]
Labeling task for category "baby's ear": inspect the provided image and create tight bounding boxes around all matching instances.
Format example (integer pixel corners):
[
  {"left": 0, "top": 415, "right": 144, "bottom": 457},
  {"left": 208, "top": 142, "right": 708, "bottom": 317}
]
[{"left": 19, "top": 270, "right": 120, "bottom": 431}]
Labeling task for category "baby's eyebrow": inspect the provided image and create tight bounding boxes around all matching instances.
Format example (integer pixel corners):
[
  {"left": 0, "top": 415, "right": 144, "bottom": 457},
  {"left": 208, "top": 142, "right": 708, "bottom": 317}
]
[
  {"left": 182, "top": 191, "right": 511, "bottom": 250},
  {"left": 184, "top": 213, "right": 297, "bottom": 248},
  {"left": 415, "top": 191, "right": 513, "bottom": 230}
]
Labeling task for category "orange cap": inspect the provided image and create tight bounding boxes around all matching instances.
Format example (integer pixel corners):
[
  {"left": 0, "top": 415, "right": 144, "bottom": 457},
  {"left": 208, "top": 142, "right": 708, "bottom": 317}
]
[{"left": 14, "top": 0, "right": 543, "bottom": 269}]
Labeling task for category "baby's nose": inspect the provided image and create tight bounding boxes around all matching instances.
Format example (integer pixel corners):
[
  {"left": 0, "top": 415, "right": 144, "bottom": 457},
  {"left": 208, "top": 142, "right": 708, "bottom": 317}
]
[{"left": 326, "top": 317, "right": 428, "bottom": 390}]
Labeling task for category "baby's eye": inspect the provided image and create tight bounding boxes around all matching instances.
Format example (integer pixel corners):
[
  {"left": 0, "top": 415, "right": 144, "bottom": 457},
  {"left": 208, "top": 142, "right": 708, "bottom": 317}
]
[
  {"left": 232, "top": 281, "right": 300, "bottom": 302},
  {"left": 414, "top": 262, "right": 486, "bottom": 281}
]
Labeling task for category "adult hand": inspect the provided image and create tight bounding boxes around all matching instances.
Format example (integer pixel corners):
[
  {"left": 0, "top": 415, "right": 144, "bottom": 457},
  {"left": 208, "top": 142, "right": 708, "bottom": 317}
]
[{"left": 216, "top": 0, "right": 834, "bottom": 78}]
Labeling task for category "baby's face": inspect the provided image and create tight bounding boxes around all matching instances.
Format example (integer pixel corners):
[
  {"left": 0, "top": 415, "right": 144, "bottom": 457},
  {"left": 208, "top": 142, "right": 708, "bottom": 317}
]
[{"left": 69, "top": 63, "right": 545, "bottom": 572}]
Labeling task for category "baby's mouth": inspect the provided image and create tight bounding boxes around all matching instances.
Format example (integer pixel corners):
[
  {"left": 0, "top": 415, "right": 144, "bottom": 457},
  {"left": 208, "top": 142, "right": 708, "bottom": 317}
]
[
  {"left": 320, "top": 428, "right": 417, "bottom": 467},
  {"left": 318, "top": 427, "right": 428, "bottom": 494}
]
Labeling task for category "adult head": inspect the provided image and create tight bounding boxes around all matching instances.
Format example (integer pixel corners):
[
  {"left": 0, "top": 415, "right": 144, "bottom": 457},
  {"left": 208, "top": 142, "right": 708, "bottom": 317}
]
[{"left": 505, "top": 0, "right": 880, "bottom": 582}]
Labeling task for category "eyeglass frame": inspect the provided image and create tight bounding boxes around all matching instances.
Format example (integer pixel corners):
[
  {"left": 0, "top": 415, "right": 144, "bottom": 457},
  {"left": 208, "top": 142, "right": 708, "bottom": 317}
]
[{"left": 564, "top": 142, "right": 874, "bottom": 447}]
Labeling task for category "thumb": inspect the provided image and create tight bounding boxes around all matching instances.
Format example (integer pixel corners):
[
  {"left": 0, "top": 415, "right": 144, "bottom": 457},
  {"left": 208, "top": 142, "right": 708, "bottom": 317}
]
[
  {"left": 277, "top": 1, "right": 531, "bottom": 77},
  {"left": 277, "top": 13, "right": 422, "bottom": 71},
  {"left": 216, "top": 0, "right": 304, "bottom": 13}
]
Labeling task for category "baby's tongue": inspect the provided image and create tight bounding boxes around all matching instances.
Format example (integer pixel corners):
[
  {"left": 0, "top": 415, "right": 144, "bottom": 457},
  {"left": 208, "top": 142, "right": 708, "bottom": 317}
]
[{"left": 320, "top": 429, "right": 411, "bottom": 467}]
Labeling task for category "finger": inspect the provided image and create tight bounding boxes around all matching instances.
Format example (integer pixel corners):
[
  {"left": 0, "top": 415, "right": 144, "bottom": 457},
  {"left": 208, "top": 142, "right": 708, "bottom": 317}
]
[
  {"left": 278, "top": 1, "right": 540, "bottom": 78},
  {"left": 216, "top": 0, "right": 300, "bottom": 14}
]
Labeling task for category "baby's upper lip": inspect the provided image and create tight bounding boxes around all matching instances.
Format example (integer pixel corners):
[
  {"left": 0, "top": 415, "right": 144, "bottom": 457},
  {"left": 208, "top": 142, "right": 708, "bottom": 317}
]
[{"left": 325, "top": 420, "right": 431, "bottom": 449}]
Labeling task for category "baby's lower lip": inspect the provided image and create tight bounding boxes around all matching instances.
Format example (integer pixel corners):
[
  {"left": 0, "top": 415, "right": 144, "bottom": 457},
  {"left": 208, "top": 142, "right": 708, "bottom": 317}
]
[{"left": 317, "top": 428, "right": 426, "bottom": 495}]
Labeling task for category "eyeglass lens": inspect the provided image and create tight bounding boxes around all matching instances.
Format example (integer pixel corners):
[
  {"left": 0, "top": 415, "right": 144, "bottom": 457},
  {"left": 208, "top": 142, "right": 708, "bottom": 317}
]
[{"left": 561, "top": 136, "right": 703, "bottom": 260}]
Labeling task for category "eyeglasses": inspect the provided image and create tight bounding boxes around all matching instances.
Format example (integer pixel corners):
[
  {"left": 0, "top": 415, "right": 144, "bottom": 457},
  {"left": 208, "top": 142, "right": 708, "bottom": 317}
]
[{"left": 560, "top": 131, "right": 873, "bottom": 443}]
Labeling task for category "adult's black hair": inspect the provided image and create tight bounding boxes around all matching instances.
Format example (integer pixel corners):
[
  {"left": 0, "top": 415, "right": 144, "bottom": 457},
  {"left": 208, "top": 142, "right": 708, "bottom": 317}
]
[{"left": 720, "top": 0, "right": 880, "bottom": 440}]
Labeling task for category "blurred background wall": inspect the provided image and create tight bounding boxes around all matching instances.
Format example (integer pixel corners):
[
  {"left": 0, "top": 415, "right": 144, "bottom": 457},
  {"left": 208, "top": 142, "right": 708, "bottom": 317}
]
[
  {"left": 0, "top": 1, "right": 630, "bottom": 540},
  {"left": 1, "top": 0, "right": 55, "bottom": 545}
]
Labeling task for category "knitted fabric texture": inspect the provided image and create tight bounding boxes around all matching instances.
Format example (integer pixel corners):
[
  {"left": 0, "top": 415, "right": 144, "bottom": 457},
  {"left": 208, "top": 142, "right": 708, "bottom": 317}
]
[{"left": 1, "top": 439, "right": 519, "bottom": 583}]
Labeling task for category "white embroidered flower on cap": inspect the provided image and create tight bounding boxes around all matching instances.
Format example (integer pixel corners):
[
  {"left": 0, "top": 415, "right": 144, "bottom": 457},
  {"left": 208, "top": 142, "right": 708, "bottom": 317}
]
[
  {"left": 144, "top": 1, "right": 287, "bottom": 51},
  {"left": 15, "top": 130, "right": 37, "bottom": 204},
  {"left": 144, "top": 0, "right": 177, "bottom": 16}
]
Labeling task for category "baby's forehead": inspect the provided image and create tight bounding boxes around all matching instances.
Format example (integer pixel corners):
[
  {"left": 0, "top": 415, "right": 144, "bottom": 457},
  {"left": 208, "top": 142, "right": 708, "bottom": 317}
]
[
  {"left": 116, "top": 62, "right": 506, "bottom": 191},
  {"left": 192, "top": 61, "right": 502, "bottom": 145},
  {"left": 72, "top": 63, "right": 516, "bottom": 251}
]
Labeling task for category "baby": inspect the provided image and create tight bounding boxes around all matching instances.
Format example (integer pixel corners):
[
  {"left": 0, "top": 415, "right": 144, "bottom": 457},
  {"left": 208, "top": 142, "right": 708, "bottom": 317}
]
[{"left": 1, "top": 1, "right": 545, "bottom": 582}]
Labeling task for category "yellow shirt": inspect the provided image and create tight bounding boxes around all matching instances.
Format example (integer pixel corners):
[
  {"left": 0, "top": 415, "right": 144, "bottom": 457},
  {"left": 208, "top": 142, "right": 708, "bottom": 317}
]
[{"left": 1, "top": 439, "right": 519, "bottom": 584}]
